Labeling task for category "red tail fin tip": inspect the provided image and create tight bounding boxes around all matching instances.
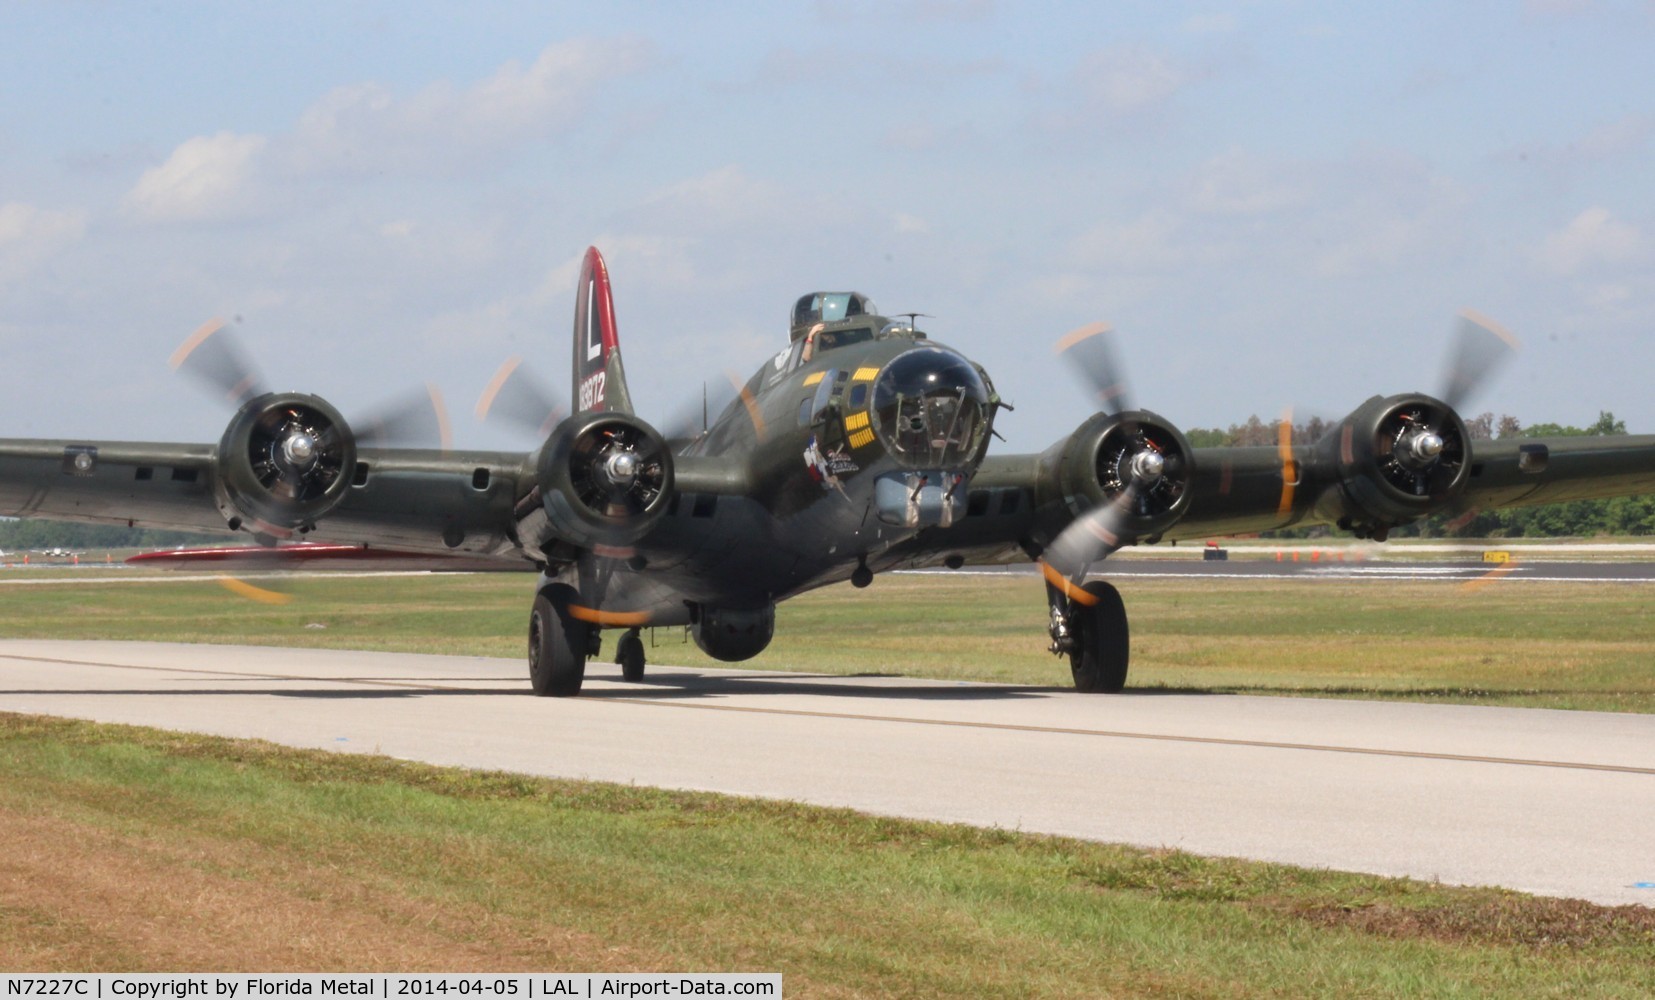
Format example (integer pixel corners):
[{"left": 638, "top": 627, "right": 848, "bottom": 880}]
[{"left": 571, "top": 246, "right": 633, "bottom": 414}]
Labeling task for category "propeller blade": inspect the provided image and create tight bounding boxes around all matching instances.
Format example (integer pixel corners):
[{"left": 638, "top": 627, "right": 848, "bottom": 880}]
[
  {"left": 170, "top": 318, "right": 266, "bottom": 407},
  {"left": 1276, "top": 406, "right": 1299, "bottom": 520},
  {"left": 1056, "top": 322, "right": 1132, "bottom": 416},
  {"left": 1440, "top": 309, "right": 1520, "bottom": 412},
  {"left": 567, "top": 549, "right": 653, "bottom": 626},
  {"left": 215, "top": 575, "right": 295, "bottom": 605},
  {"left": 1042, "top": 484, "right": 1140, "bottom": 585},
  {"left": 662, "top": 370, "right": 745, "bottom": 443},
  {"left": 357, "top": 383, "right": 453, "bottom": 452},
  {"left": 476, "top": 356, "right": 565, "bottom": 439}
]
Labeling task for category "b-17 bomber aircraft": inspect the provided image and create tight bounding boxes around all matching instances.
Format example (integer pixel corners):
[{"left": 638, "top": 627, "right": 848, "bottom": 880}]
[{"left": 4, "top": 246, "right": 1655, "bottom": 696}]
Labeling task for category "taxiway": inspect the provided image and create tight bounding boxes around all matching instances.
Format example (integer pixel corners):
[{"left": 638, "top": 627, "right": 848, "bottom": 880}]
[{"left": 1, "top": 639, "right": 1651, "bottom": 907}]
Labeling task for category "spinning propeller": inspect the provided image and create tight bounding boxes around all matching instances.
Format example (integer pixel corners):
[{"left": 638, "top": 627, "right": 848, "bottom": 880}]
[
  {"left": 173, "top": 318, "right": 454, "bottom": 453},
  {"left": 169, "top": 317, "right": 455, "bottom": 602},
  {"left": 1041, "top": 322, "right": 1191, "bottom": 598},
  {"left": 1278, "top": 309, "right": 1521, "bottom": 539},
  {"left": 475, "top": 356, "right": 566, "bottom": 439},
  {"left": 1440, "top": 310, "right": 1521, "bottom": 413}
]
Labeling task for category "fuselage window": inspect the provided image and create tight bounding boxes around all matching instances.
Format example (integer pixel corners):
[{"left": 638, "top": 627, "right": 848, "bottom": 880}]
[
  {"left": 849, "top": 383, "right": 868, "bottom": 408},
  {"left": 814, "top": 325, "right": 875, "bottom": 355}
]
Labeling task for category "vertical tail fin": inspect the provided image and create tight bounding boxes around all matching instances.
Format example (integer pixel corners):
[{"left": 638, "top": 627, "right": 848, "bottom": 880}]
[{"left": 572, "top": 246, "right": 635, "bottom": 415}]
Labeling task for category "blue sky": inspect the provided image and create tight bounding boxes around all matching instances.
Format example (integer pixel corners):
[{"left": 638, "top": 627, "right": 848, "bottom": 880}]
[{"left": 2, "top": 1, "right": 1651, "bottom": 451}]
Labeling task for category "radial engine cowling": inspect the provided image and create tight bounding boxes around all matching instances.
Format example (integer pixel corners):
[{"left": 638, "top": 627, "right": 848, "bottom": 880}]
[
  {"left": 536, "top": 411, "right": 675, "bottom": 550},
  {"left": 1318, "top": 393, "right": 1472, "bottom": 537},
  {"left": 215, "top": 392, "right": 357, "bottom": 534},
  {"left": 1044, "top": 410, "right": 1194, "bottom": 543}
]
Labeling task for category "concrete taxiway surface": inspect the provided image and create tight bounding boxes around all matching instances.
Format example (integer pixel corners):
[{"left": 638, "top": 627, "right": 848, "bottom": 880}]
[
  {"left": 2, "top": 639, "right": 1652, "bottom": 907},
  {"left": 931, "top": 559, "right": 1655, "bottom": 582}
]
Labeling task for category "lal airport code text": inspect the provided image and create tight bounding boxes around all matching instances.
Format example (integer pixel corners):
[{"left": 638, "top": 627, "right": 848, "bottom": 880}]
[{"left": 1, "top": 977, "right": 780, "bottom": 1000}]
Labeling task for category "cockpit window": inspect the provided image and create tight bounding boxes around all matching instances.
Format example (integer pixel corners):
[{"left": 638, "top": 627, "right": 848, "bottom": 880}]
[
  {"left": 792, "top": 292, "right": 876, "bottom": 330},
  {"left": 871, "top": 347, "right": 991, "bottom": 468},
  {"left": 813, "top": 325, "right": 875, "bottom": 354}
]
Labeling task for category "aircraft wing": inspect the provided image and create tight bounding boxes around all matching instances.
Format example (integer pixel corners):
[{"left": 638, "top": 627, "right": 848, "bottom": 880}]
[
  {"left": 0, "top": 438, "right": 535, "bottom": 564},
  {"left": 891, "top": 430, "right": 1655, "bottom": 570}
]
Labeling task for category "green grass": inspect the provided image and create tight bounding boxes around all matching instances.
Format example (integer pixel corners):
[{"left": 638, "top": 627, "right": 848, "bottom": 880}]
[
  {"left": 3, "top": 569, "right": 1653, "bottom": 712},
  {"left": 4, "top": 713, "right": 1653, "bottom": 996}
]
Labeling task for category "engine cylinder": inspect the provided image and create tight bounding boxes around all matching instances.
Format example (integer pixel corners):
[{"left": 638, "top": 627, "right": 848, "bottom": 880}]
[
  {"left": 1320, "top": 393, "right": 1472, "bottom": 532},
  {"left": 1043, "top": 410, "right": 1194, "bottom": 542},
  {"left": 215, "top": 392, "right": 356, "bottom": 533},
  {"left": 534, "top": 411, "right": 675, "bottom": 550}
]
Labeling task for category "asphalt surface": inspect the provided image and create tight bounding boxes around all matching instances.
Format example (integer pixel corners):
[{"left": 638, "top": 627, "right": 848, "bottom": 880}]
[{"left": 2, "top": 639, "right": 1652, "bottom": 908}]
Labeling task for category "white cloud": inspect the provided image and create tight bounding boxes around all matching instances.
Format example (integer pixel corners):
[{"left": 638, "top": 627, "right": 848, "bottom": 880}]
[
  {"left": 0, "top": 201, "right": 87, "bottom": 283},
  {"left": 1070, "top": 211, "right": 1189, "bottom": 271},
  {"left": 1182, "top": 13, "right": 1237, "bottom": 33},
  {"left": 1187, "top": 149, "right": 1304, "bottom": 216},
  {"left": 1075, "top": 47, "right": 1186, "bottom": 115},
  {"left": 123, "top": 131, "right": 268, "bottom": 223},
  {"left": 1315, "top": 214, "right": 1435, "bottom": 277},
  {"left": 1574, "top": 115, "right": 1655, "bottom": 160},
  {"left": 1536, "top": 206, "right": 1644, "bottom": 276},
  {"left": 625, "top": 166, "right": 799, "bottom": 239},
  {"left": 894, "top": 213, "right": 930, "bottom": 234},
  {"left": 287, "top": 36, "right": 652, "bottom": 176}
]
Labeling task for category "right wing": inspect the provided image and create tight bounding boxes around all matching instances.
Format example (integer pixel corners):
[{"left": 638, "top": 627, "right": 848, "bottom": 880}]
[{"left": 0, "top": 438, "right": 534, "bottom": 564}]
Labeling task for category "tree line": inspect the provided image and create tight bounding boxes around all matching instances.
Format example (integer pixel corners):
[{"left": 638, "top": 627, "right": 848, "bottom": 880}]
[{"left": 0, "top": 519, "right": 224, "bottom": 552}]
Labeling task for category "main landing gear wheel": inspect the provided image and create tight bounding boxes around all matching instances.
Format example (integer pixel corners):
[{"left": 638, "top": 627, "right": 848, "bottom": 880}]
[
  {"left": 529, "top": 583, "right": 588, "bottom": 697},
  {"left": 616, "top": 628, "right": 646, "bottom": 682},
  {"left": 1070, "top": 580, "right": 1129, "bottom": 693}
]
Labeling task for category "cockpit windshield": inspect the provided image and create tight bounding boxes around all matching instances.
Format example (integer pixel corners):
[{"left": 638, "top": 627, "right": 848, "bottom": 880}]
[
  {"left": 871, "top": 347, "right": 991, "bottom": 468},
  {"left": 791, "top": 292, "right": 876, "bottom": 334}
]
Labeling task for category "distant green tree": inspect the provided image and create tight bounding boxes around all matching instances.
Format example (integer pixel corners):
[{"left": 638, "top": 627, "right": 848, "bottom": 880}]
[{"left": 0, "top": 519, "right": 225, "bottom": 550}]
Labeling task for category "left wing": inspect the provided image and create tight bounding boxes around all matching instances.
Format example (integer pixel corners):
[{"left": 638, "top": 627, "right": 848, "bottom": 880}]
[{"left": 891, "top": 414, "right": 1655, "bottom": 571}]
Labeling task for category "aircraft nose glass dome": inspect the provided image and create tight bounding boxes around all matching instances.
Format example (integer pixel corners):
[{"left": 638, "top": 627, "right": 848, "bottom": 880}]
[{"left": 871, "top": 347, "right": 990, "bottom": 467}]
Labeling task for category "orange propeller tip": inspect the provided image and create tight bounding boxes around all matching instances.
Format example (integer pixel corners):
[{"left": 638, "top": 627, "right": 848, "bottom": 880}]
[
  {"left": 169, "top": 317, "right": 227, "bottom": 370},
  {"left": 1053, "top": 321, "right": 1113, "bottom": 355},
  {"left": 475, "top": 356, "right": 525, "bottom": 420},
  {"left": 216, "top": 575, "right": 293, "bottom": 605},
  {"left": 425, "top": 383, "right": 454, "bottom": 453},
  {"left": 1458, "top": 309, "right": 1521, "bottom": 351},
  {"left": 1039, "top": 560, "right": 1099, "bottom": 606},
  {"left": 568, "top": 605, "right": 652, "bottom": 627}
]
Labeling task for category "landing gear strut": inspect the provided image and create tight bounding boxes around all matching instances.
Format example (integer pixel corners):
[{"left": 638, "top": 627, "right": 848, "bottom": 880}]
[
  {"left": 529, "top": 582, "right": 589, "bottom": 697},
  {"left": 1047, "top": 579, "right": 1129, "bottom": 693},
  {"left": 616, "top": 628, "right": 646, "bottom": 682}
]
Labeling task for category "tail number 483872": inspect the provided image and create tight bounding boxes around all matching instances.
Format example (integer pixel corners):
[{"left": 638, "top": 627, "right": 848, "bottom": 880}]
[{"left": 579, "top": 371, "right": 606, "bottom": 411}]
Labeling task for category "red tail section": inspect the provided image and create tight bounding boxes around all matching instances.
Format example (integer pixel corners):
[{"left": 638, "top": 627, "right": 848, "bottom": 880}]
[{"left": 572, "top": 246, "right": 634, "bottom": 415}]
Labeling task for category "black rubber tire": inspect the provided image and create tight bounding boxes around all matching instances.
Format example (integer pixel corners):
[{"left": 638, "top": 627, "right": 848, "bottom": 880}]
[
  {"left": 528, "top": 584, "right": 588, "bottom": 697},
  {"left": 1070, "top": 580, "right": 1129, "bottom": 693},
  {"left": 616, "top": 630, "right": 646, "bottom": 683}
]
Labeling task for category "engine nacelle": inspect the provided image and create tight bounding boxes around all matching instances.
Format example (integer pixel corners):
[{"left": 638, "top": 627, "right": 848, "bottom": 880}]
[
  {"left": 215, "top": 392, "right": 356, "bottom": 534},
  {"left": 1042, "top": 409, "right": 1194, "bottom": 543},
  {"left": 1317, "top": 393, "right": 1472, "bottom": 538},
  {"left": 692, "top": 604, "right": 776, "bottom": 662},
  {"left": 535, "top": 411, "right": 675, "bottom": 550}
]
